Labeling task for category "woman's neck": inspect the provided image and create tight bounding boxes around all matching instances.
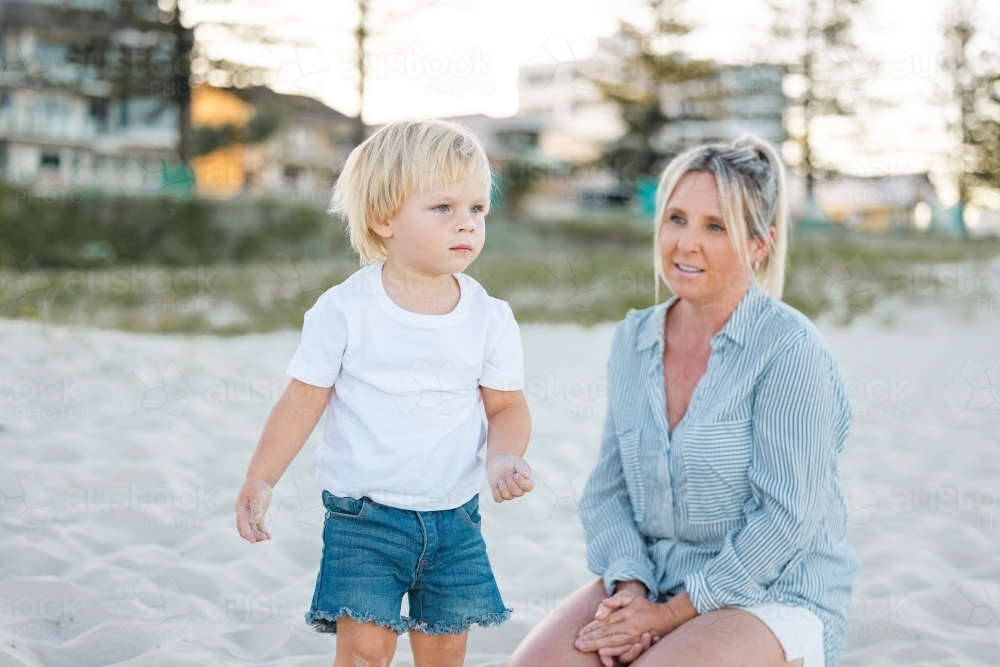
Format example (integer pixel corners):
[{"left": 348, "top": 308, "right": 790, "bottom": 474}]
[{"left": 666, "top": 285, "right": 747, "bottom": 346}]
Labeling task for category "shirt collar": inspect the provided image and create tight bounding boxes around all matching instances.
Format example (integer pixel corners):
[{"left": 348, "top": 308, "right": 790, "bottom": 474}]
[{"left": 634, "top": 280, "right": 768, "bottom": 352}]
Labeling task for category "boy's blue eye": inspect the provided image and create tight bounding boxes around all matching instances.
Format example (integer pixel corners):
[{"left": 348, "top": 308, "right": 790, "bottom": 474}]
[{"left": 435, "top": 204, "right": 449, "bottom": 212}]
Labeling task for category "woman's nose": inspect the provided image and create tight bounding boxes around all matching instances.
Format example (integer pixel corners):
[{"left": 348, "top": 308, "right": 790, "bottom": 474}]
[{"left": 676, "top": 225, "right": 700, "bottom": 252}]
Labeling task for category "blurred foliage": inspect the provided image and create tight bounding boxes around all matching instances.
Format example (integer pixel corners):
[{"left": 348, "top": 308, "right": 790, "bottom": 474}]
[
  {"left": 769, "top": 0, "right": 878, "bottom": 198},
  {"left": 2, "top": 188, "right": 1000, "bottom": 335},
  {"left": 589, "top": 0, "right": 719, "bottom": 181},
  {"left": 189, "top": 101, "right": 284, "bottom": 158},
  {"left": 0, "top": 184, "right": 342, "bottom": 268},
  {"left": 942, "top": 0, "right": 1000, "bottom": 216}
]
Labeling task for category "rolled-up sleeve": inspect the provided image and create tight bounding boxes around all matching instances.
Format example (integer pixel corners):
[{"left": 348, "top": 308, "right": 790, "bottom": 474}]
[
  {"left": 579, "top": 339, "right": 658, "bottom": 601},
  {"left": 684, "top": 335, "right": 847, "bottom": 612}
]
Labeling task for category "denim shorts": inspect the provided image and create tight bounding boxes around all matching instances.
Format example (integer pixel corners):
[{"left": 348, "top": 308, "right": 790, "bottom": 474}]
[{"left": 305, "top": 490, "right": 512, "bottom": 635}]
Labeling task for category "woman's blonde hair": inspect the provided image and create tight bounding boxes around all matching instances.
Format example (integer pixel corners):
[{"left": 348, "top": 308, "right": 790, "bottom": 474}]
[
  {"left": 652, "top": 134, "right": 789, "bottom": 301},
  {"left": 329, "top": 118, "right": 494, "bottom": 265}
]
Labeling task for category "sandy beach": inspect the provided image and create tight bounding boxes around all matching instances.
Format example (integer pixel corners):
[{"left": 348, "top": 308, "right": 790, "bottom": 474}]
[{"left": 1, "top": 300, "right": 999, "bottom": 666}]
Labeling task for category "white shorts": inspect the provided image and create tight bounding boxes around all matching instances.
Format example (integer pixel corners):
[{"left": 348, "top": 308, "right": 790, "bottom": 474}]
[{"left": 740, "top": 601, "right": 825, "bottom": 667}]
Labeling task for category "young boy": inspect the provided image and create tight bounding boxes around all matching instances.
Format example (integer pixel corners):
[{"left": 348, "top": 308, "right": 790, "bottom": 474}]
[{"left": 234, "top": 119, "right": 534, "bottom": 667}]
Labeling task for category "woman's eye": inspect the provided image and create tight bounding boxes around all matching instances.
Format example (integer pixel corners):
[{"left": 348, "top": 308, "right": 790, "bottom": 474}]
[
  {"left": 670, "top": 215, "right": 685, "bottom": 224},
  {"left": 709, "top": 223, "right": 725, "bottom": 232}
]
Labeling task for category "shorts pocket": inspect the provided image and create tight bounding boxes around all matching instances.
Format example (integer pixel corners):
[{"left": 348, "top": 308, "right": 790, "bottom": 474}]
[
  {"left": 458, "top": 494, "right": 482, "bottom": 530},
  {"left": 322, "top": 491, "right": 371, "bottom": 520},
  {"left": 683, "top": 419, "right": 753, "bottom": 524}
]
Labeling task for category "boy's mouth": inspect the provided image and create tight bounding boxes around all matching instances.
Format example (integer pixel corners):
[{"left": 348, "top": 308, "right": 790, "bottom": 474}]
[{"left": 450, "top": 245, "right": 473, "bottom": 253}]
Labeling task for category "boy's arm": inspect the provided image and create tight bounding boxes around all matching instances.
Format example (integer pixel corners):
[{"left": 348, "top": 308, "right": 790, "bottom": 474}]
[
  {"left": 235, "top": 378, "right": 332, "bottom": 543},
  {"left": 481, "top": 387, "right": 534, "bottom": 503}
]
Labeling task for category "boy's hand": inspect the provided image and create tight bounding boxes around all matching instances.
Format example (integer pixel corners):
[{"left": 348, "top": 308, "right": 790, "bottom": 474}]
[
  {"left": 235, "top": 477, "right": 273, "bottom": 543},
  {"left": 487, "top": 454, "right": 535, "bottom": 503}
]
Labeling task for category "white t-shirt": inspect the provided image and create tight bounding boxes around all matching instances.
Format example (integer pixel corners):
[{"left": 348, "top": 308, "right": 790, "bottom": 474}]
[{"left": 285, "top": 261, "right": 524, "bottom": 511}]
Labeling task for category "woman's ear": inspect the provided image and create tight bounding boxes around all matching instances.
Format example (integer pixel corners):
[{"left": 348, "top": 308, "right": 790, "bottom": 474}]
[{"left": 753, "top": 226, "right": 776, "bottom": 264}]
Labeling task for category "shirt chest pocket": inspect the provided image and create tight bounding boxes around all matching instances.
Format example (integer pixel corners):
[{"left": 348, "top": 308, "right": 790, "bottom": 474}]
[
  {"left": 682, "top": 419, "right": 754, "bottom": 524},
  {"left": 616, "top": 428, "right": 647, "bottom": 524}
]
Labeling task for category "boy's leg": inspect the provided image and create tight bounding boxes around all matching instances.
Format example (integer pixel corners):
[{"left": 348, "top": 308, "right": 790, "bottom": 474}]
[
  {"left": 409, "top": 629, "right": 469, "bottom": 667},
  {"left": 333, "top": 617, "right": 398, "bottom": 667}
]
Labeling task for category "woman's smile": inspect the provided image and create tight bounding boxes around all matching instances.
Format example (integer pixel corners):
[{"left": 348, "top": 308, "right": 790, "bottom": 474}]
[{"left": 673, "top": 262, "right": 704, "bottom": 275}]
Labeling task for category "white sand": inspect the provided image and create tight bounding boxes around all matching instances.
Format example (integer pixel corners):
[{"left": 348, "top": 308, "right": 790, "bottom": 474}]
[{"left": 1, "top": 301, "right": 999, "bottom": 666}]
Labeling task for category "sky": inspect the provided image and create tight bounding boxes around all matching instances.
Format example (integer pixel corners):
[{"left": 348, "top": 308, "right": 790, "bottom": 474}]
[{"left": 183, "top": 0, "right": 1000, "bottom": 204}]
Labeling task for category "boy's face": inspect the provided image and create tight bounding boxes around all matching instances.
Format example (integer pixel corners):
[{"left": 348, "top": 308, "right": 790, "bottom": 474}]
[{"left": 376, "top": 172, "right": 490, "bottom": 275}]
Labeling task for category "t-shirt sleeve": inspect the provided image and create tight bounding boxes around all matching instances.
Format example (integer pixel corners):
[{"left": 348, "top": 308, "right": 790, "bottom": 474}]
[
  {"left": 285, "top": 292, "right": 347, "bottom": 388},
  {"left": 479, "top": 302, "right": 524, "bottom": 391}
]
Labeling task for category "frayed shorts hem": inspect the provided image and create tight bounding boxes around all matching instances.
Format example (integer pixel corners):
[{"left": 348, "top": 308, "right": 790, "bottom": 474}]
[
  {"left": 305, "top": 608, "right": 409, "bottom": 635},
  {"left": 305, "top": 606, "right": 513, "bottom": 636},
  {"left": 407, "top": 607, "right": 513, "bottom": 635}
]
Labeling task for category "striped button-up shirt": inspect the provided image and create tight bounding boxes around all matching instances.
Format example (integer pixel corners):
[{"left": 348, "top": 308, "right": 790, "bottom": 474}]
[{"left": 579, "top": 280, "right": 860, "bottom": 667}]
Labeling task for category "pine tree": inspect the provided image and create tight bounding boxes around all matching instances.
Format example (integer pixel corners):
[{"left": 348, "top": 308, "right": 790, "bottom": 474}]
[
  {"left": 590, "top": 0, "right": 716, "bottom": 184},
  {"left": 942, "top": 0, "right": 1000, "bottom": 232},
  {"left": 769, "top": 0, "right": 877, "bottom": 200}
]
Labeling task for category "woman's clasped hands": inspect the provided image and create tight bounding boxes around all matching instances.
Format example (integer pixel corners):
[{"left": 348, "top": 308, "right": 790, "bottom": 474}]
[{"left": 574, "top": 582, "right": 673, "bottom": 666}]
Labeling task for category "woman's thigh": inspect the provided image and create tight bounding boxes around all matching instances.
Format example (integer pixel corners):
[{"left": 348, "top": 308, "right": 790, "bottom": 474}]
[
  {"left": 632, "top": 607, "right": 802, "bottom": 667},
  {"left": 506, "top": 578, "right": 609, "bottom": 667}
]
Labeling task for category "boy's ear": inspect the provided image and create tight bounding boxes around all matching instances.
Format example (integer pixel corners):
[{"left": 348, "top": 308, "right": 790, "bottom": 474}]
[{"left": 370, "top": 214, "right": 393, "bottom": 240}]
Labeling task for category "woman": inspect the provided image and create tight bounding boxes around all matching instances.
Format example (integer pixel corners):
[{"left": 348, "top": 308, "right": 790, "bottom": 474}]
[{"left": 507, "top": 136, "right": 859, "bottom": 667}]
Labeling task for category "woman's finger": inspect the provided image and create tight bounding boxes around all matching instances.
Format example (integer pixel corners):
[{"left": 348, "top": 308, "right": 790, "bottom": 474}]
[
  {"left": 577, "top": 626, "right": 638, "bottom": 651},
  {"left": 597, "top": 640, "right": 638, "bottom": 658},
  {"left": 581, "top": 607, "right": 628, "bottom": 638},
  {"left": 580, "top": 610, "right": 620, "bottom": 637},
  {"left": 592, "top": 594, "right": 631, "bottom": 621},
  {"left": 618, "top": 642, "right": 644, "bottom": 664}
]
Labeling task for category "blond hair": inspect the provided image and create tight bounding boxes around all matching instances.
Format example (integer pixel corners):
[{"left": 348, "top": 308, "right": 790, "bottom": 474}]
[
  {"left": 652, "top": 134, "right": 789, "bottom": 301},
  {"left": 329, "top": 118, "right": 494, "bottom": 265}
]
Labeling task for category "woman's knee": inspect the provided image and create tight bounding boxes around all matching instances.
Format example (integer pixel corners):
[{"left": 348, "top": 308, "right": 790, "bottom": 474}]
[
  {"left": 507, "top": 579, "right": 608, "bottom": 667},
  {"left": 632, "top": 608, "right": 793, "bottom": 667}
]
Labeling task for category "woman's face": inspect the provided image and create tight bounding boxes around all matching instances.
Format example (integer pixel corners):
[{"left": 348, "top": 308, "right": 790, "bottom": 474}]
[{"left": 658, "top": 171, "right": 763, "bottom": 308}]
